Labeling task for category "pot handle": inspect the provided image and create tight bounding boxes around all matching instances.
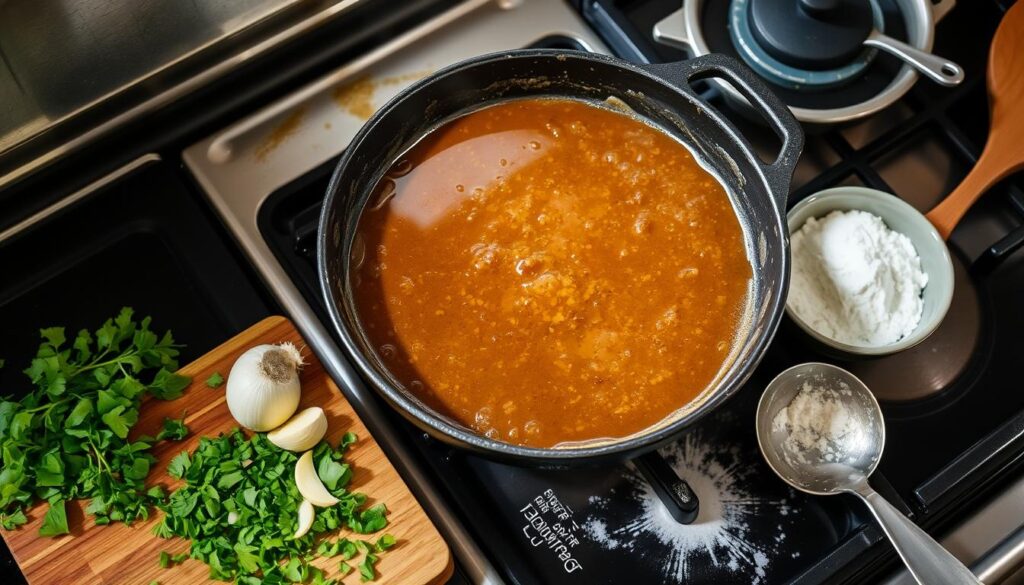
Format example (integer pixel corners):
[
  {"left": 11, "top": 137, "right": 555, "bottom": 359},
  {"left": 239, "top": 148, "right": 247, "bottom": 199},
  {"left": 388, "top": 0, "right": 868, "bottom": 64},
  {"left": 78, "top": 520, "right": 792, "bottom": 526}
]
[
  {"left": 634, "top": 451, "right": 699, "bottom": 524},
  {"left": 642, "top": 54, "right": 804, "bottom": 212}
]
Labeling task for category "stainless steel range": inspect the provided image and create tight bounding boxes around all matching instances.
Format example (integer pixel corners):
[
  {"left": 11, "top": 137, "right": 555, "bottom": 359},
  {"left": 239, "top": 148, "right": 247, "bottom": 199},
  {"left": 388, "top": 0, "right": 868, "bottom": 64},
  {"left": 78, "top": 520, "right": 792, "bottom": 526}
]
[{"left": 182, "top": 0, "right": 1024, "bottom": 583}]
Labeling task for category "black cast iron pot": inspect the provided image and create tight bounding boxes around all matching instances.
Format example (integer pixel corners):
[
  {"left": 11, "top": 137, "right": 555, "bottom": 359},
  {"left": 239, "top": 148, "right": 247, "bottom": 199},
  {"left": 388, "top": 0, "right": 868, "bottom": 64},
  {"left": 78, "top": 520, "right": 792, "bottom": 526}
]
[{"left": 318, "top": 49, "right": 803, "bottom": 523}]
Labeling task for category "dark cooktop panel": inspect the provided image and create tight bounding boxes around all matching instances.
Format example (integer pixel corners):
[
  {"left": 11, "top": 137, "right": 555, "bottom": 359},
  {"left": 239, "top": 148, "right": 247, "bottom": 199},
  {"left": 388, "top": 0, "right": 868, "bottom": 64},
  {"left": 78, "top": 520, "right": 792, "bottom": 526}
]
[{"left": 0, "top": 158, "right": 275, "bottom": 396}]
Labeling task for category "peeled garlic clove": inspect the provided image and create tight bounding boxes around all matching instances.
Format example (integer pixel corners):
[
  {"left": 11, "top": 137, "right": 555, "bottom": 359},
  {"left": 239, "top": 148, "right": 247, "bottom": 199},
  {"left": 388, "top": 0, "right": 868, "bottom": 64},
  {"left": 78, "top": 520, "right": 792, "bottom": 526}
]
[
  {"left": 294, "top": 499, "right": 315, "bottom": 539},
  {"left": 295, "top": 451, "right": 339, "bottom": 507},
  {"left": 268, "top": 407, "right": 328, "bottom": 452},
  {"left": 227, "top": 511, "right": 239, "bottom": 525}
]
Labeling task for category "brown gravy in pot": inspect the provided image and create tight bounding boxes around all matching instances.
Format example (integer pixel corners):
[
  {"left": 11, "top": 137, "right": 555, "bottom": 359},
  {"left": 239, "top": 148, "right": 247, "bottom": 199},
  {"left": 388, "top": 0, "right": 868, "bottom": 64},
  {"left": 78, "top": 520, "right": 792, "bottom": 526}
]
[{"left": 353, "top": 98, "right": 752, "bottom": 448}]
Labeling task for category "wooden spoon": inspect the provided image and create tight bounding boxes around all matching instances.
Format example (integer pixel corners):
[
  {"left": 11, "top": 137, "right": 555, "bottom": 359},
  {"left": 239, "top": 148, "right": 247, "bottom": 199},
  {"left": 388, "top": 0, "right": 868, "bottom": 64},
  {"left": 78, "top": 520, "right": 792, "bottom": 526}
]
[{"left": 926, "top": 2, "right": 1024, "bottom": 239}]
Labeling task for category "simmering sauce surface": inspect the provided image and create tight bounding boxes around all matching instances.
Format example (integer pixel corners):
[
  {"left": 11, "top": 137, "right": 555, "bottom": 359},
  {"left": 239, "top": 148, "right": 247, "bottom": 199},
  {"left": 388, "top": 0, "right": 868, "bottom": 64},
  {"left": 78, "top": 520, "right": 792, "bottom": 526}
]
[{"left": 353, "top": 98, "right": 751, "bottom": 447}]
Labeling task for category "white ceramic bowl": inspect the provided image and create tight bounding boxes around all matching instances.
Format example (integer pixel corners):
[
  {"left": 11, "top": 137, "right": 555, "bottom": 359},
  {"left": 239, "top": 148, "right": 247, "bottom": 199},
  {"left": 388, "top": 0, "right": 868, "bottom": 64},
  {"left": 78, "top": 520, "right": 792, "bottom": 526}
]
[{"left": 786, "top": 187, "right": 955, "bottom": 357}]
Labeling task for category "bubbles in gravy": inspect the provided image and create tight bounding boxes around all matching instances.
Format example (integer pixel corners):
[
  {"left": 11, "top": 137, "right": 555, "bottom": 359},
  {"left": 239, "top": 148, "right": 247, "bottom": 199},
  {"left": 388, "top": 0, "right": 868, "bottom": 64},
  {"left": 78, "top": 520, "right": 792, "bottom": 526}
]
[{"left": 353, "top": 98, "right": 751, "bottom": 448}]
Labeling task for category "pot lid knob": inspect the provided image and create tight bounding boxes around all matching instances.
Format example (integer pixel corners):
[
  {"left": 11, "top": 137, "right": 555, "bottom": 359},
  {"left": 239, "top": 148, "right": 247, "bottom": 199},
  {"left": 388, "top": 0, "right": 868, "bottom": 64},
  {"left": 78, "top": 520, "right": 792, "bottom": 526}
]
[
  {"left": 799, "top": 0, "right": 842, "bottom": 18},
  {"left": 747, "top": 0, "right": 873, "bottom": 70}
]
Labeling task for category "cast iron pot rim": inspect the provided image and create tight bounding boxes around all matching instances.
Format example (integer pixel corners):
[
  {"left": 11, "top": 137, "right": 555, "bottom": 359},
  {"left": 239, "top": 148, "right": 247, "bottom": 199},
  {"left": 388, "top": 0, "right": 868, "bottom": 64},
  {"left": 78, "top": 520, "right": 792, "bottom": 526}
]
[{"left": 317, "top": 48, "right": 791, "bottom": 463}]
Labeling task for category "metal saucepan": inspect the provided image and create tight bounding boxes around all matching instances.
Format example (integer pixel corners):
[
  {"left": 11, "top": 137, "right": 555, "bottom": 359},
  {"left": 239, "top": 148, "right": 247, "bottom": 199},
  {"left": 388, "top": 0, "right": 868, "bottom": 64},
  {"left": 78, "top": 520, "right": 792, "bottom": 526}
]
[{"left": 317, "top": 49, "right": 803, "bottom": 521}]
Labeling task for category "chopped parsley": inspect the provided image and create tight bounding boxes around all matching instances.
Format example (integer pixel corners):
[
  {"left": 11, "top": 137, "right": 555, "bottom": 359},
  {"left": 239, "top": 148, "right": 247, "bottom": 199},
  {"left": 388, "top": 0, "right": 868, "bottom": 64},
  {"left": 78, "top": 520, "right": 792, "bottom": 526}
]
[
  {"left": 0, "top": 308, "right": 190, "bottom": 534},
  {"left": 154, "top": 429, "right": 395, "bottom": 583}
]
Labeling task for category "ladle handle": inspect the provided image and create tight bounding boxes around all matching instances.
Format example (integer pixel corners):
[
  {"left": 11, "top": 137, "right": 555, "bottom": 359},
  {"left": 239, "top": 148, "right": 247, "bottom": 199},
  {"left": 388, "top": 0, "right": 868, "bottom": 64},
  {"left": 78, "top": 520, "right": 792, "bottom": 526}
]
[
  {"left": 634, "top": 451, "right": 699, "bottom": 524},
  {"left": 852, "top": 483, "right": 982, "bottom": 585},
  {"left": 864, "top": 31, "right": 965, "bottom": 87}
]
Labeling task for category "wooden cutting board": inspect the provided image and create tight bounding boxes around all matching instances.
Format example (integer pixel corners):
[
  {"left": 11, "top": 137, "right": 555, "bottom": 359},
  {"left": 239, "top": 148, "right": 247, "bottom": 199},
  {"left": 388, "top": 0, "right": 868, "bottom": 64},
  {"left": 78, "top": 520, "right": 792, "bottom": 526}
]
[{"left": 0, "top": 316, "right": 452, "bottom": 585}]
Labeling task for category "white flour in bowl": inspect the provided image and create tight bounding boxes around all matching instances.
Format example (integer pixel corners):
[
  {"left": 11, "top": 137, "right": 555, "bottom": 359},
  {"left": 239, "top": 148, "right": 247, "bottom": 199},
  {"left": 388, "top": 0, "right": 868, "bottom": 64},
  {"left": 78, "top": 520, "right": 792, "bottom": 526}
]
[{"left": 789, "top": 209, "right": 928, "bottom": 346}]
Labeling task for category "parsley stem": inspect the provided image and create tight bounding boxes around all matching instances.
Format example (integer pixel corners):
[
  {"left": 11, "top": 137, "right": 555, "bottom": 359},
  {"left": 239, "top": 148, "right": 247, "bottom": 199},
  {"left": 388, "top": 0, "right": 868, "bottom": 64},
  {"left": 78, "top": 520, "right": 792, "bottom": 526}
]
[
  {"left": 73, "top": 350, "right": 139, "bottom": 377},
  {"left": 72, "top": 346, "right": 116, "bottom": 374},
  {"left": 23, "top": 398, "right": 69, "bottom": 414},
  {"left": 87, "top": 436, "right": 112, "bottom": 475}
]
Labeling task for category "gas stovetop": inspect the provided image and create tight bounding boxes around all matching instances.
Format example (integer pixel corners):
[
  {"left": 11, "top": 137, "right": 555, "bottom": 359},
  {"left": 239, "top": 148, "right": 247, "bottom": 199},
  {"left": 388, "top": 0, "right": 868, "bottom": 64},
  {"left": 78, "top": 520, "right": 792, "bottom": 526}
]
[{"left": 183, "top": 0, "right": 1024, "bottom": 583}]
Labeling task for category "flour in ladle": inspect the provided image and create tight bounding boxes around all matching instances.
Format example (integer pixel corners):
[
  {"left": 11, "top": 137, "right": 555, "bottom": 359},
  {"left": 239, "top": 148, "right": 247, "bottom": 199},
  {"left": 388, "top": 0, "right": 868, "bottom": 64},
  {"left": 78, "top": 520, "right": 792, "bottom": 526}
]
[
  {"left": 789, "top": 210, "right": 928, "bottom": 346},
  {"left": 773, "top": 381, "right": 862, "bottom": 465}
]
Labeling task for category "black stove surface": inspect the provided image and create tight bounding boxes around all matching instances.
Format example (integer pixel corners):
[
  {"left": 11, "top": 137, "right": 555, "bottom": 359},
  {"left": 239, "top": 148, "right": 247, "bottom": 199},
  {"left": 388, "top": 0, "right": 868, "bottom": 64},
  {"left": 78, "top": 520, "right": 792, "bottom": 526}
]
[{"left": 259, "top": 4, "right": 1024, "bottom": 583}]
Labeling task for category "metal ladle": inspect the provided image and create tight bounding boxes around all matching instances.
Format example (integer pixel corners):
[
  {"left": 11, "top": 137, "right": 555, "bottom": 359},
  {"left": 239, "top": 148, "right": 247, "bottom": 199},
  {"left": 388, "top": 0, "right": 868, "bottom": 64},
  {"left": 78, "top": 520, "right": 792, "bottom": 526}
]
[
  {"left": 863, "top": 29, "right": 965, "bottom": 87},
  {"left": 755, "top": 363, "right": 981, "bottom": 585},
  {"left": 792, "top": 0, "right": 964, "bottom": 87}
]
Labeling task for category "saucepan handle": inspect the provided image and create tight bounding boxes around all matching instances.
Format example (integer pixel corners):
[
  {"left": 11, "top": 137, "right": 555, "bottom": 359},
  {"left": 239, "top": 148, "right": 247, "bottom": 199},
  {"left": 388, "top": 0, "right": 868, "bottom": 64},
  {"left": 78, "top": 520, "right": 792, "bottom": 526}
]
[
  {"left": 634, "top": 451, "right": 699, "bottom": 525},
  {"left": 641, "top": 54, "right": 804, "bottom": 213}
]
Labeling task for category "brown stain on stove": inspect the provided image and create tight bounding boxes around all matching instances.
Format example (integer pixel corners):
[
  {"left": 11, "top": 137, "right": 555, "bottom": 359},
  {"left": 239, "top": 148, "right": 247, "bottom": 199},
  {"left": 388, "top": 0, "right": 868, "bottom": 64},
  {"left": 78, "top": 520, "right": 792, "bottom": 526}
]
[
  {"left": 333, "top": 70, "right": 433, "bottom": 120},
  {"left": 255, "top": 106, "right": 308, "bottom": 162}
]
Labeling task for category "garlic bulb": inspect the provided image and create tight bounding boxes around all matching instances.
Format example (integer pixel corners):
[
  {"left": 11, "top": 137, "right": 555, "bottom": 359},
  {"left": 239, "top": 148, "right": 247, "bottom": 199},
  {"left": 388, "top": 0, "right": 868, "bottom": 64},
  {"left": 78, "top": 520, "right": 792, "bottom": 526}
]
[
  {"left": 225, "top": 342, "right": 303, "bottom": 431},
  {"left": 267, "top": 407, "right": 327, "bottom": 452}
]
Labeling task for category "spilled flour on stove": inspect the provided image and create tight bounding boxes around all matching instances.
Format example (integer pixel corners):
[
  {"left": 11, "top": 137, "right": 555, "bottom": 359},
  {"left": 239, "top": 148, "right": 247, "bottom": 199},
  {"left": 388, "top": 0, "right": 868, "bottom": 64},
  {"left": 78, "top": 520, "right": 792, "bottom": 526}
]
[{"left": 582, "top": 432, "right": 791, "bottom": 584}]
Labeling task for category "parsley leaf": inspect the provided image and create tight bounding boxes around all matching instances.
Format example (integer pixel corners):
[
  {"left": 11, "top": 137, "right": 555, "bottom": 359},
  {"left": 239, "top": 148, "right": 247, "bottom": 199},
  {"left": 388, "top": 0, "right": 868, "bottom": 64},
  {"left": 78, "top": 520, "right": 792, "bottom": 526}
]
[
  {"left": 349, "top": 504, "right": 388, "bottom": 534},
  {"left": 309, "top": 566, "right": 337, "bottom": 585},
  {"left": 167, "top": 451, "right": 191, "bottom": 479},
  {"left": 159, "top": 550, "right": 188, "bottom": 569},
  {"left": 65, "top": 397, "right": 93, "bottom": 428},
  {"left": 101, "top": 405, "right": 133, "bottom": 439},
  {"left": 0, "top": 510, "right": 27, "bottom": 529},
  {"left": 205, "top": 372, "right": 224, "bottom": 389},
  {"left": 39, "top": 499, "right": 69, "bottom": 536},
  {"left": 374, "top": 534, "right": 397, "bottom": 552},
  {"left": 157, "top": 417, "right": 189, "bottom": 441},
  {"left": 358, "top": 553, "right": 378, "bottom": 582},
  {"left": 150, "top": 369, "right": 190, "bottom": 400},
  {"left": 316, "top": 456, "right": 348, "bottom": 491}
]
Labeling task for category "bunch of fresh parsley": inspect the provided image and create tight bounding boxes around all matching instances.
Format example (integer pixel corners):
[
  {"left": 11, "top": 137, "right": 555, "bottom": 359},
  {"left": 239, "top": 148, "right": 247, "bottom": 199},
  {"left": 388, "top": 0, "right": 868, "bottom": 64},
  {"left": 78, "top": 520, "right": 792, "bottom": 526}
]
[
  {"left": 0, "top": 308, "right": 191, "bottom": 534},
  {"left": 155, "top": 429, "right": 394, "bottom": 584}
]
